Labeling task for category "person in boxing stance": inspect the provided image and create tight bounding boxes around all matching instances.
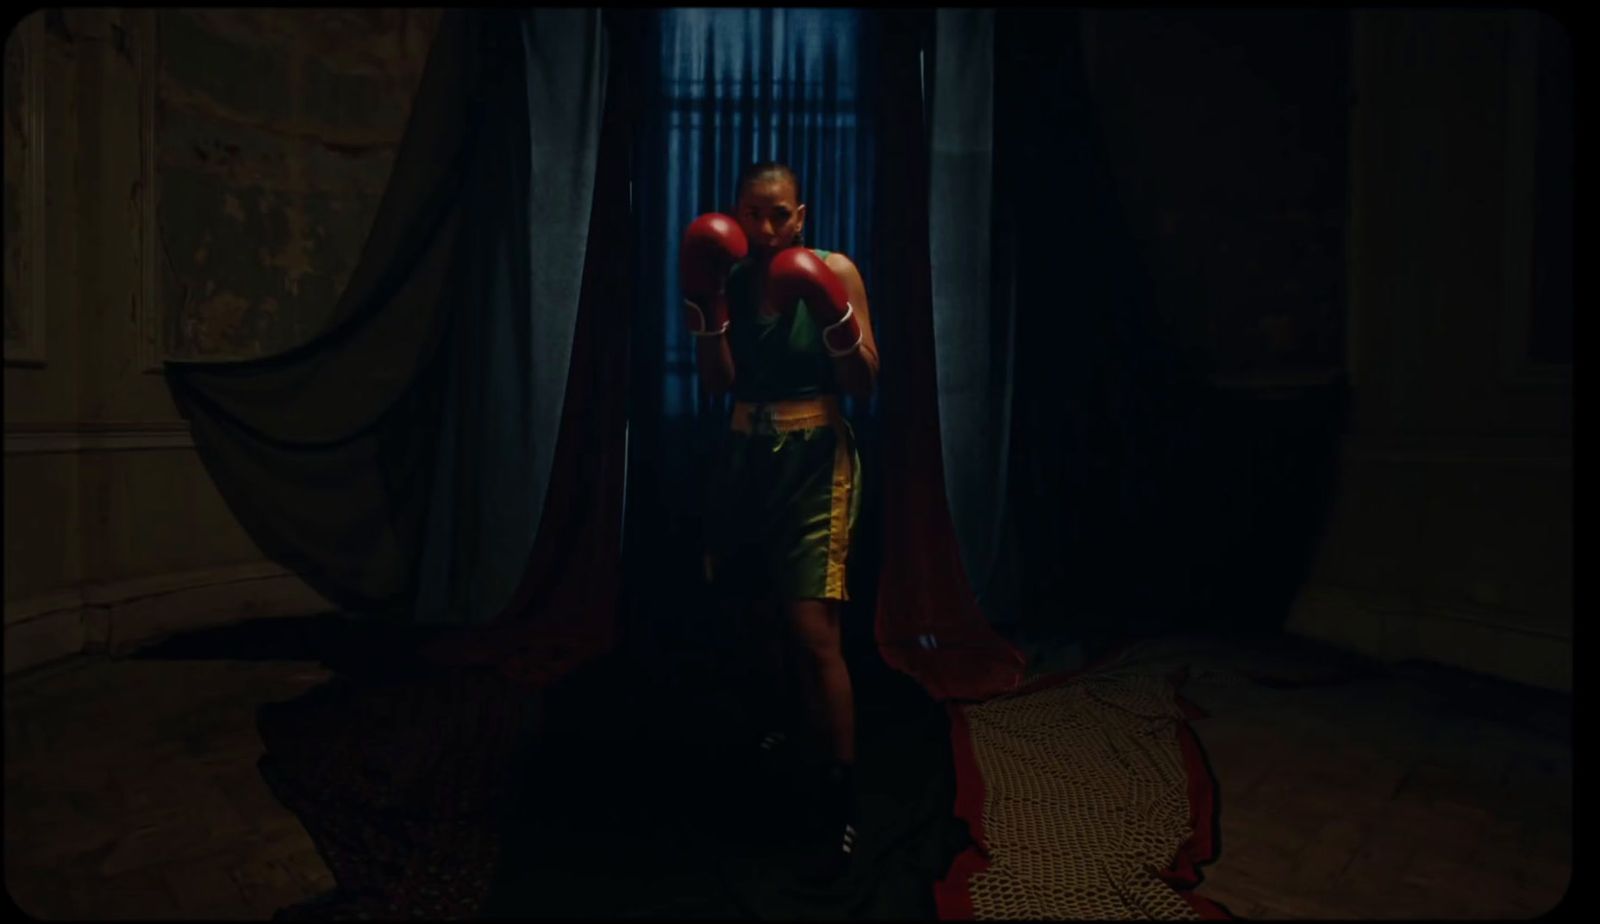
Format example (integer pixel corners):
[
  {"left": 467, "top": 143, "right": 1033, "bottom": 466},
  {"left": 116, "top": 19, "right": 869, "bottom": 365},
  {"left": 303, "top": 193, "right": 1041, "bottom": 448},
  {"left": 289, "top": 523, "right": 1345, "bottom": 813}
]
[{"left": 678, "top": 160, "right": 880, "bottom": 882}]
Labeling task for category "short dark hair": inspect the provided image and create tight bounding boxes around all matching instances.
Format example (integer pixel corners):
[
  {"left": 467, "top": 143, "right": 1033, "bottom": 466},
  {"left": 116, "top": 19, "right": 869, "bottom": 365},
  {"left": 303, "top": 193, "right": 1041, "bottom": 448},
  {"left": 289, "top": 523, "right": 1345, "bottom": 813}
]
[{"left": 735, "top": 161, "right": 804, "bottom": 205}]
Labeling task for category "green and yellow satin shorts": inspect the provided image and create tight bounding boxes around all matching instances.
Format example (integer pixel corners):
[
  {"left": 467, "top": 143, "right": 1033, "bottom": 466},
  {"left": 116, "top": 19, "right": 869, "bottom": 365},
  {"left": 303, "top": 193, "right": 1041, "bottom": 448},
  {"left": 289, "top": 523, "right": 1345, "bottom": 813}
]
[{"left": 702, "top": 396, "right": 862, "bottom": 602}]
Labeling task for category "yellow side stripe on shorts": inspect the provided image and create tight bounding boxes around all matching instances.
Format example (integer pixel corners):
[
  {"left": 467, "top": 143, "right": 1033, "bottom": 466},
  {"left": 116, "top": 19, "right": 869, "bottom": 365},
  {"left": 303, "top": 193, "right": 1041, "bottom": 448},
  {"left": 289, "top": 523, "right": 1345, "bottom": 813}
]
[{"left": 825, "top": 417, "right": 852, "bottom": 601}]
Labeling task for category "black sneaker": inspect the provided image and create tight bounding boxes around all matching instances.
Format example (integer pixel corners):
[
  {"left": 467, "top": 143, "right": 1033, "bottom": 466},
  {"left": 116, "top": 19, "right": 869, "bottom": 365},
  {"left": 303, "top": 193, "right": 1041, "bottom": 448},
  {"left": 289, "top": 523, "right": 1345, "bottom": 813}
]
[
  {"left": 758, "top": 729, "right": 790, "bottom": 755},
  {"left": 795, "top": 762, "right": 857, "bottom": 885},
  {"left": 796, "top": 818, "right": 856, "bottom": 885},
  {"left": 754, "top": 728, "right": 795, "bottom": 778}
]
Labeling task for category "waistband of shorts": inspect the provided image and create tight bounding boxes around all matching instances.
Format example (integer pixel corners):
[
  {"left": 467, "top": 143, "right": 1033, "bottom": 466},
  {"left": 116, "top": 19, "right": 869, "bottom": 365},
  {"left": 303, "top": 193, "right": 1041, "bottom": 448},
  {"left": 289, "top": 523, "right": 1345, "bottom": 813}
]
[{"left": 730, "top": 396, "right": 842, "bottom": 434}]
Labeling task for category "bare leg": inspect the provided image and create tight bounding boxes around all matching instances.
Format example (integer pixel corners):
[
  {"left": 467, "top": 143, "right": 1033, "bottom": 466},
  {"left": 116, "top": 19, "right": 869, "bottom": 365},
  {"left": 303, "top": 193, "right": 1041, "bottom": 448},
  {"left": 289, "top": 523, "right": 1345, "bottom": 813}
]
[
  {"left": 784, "top": 599, "right": 856, "bottom": 765},
  {"left": 786, "top": 598, "right": 859, "bottom": 880},
  {"left": 750, "top": 597, "right": 793, "bottom": 720}
]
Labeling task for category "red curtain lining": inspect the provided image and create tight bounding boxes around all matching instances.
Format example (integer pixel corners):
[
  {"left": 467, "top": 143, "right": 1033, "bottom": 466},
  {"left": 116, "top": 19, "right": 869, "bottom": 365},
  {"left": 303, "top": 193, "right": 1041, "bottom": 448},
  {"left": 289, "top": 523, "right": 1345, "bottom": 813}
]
[{"left": 933, "top": 702, "right": 993, "bottom": 920}]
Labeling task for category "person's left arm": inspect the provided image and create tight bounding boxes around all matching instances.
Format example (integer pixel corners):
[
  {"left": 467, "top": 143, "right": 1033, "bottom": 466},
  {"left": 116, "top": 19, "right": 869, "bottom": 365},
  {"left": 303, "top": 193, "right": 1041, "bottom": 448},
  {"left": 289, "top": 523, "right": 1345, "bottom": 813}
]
[{"left": 823, "top": 253, "right": 879, "bottom": 397}]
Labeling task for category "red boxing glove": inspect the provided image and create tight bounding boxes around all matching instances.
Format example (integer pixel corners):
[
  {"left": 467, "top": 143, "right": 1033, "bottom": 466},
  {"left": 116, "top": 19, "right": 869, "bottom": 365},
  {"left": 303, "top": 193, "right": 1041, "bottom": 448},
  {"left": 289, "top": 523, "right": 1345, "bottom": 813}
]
[
  {"left": 679, "top": 213, "right": 748, "bottom": 336},
  {"left": 767, "top": 247, "right": 862, "bottom": 357}
]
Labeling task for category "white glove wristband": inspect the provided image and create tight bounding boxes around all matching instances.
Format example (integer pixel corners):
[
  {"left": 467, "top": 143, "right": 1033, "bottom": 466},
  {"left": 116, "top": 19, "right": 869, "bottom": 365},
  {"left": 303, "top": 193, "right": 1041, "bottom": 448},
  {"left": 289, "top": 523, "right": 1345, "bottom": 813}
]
[
  {"left": 823, "top": 302, "right": 862, "bottom": 357},
  {"left": 684, "top": 299, "right": 730, "bottom": 336}
]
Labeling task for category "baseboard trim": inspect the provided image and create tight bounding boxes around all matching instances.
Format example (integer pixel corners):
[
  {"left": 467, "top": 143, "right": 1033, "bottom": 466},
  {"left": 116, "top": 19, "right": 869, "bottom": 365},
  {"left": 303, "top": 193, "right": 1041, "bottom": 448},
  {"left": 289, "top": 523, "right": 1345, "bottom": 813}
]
[
  {"left": 4, "top": 421, "right": 194, "bottom": 455},
  {"left": 3, "top": 589, "right": 87, "bottom": 626},
  {"left": 1287, "top": 583, "right": 1571, "bottom": 692},
  {"left": 4, "top": 563, "right": 336, "bottom": 674},
  {"left": 4, "top": 609, "right": 87, "bottom": 676}
]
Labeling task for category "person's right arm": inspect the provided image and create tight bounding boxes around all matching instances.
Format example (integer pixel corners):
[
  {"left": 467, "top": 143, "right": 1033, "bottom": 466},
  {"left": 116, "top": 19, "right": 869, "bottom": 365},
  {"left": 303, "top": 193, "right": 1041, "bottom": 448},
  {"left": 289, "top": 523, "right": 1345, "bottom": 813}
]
[
  {"left": 694, "top": 328, "right": 736, "bottom": 396},
  {"left": 680, "top": 214, "right": 747, "bottom": 397}
]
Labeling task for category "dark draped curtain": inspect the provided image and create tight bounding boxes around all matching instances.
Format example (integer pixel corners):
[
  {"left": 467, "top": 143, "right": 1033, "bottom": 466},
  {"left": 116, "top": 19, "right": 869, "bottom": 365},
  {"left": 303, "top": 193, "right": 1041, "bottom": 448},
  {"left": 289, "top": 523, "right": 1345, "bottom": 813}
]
[
  {"left": 454, "top": 11, "right": 641, "bottom": 666},
  {"left": 867, "top": 9, "right": 1026, "bottom": 701},
  {"left": 918, "top": 8, "right": 1216, "bottom": 665},
  {"left": 989, "top": 9, "right": 1207, "bottom": 646},
  {"left": 163, "top": 11, "right": 631, "bottom": 667},
  {"left": 411, "top": 12, "right": 609, "bottom": 629},
  {"left": 622, "top": 7, "right": 879, "bottom": 641},
  {"left": 927, "top": 9, "right": 1014, "bottom": 626},
  {"left": 163, "top": 9, "right": 489, "bottom": 618}
]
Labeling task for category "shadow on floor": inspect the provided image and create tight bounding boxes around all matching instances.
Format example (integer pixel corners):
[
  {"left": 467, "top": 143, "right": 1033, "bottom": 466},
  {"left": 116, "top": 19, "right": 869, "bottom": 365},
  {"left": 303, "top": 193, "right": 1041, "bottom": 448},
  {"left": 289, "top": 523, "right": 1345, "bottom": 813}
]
[
  {"left": 481, "top": 640, "right": 969, "bottom": 919},
  {"left": 127, "top": 612, "right": 971, "bottom": 919}
]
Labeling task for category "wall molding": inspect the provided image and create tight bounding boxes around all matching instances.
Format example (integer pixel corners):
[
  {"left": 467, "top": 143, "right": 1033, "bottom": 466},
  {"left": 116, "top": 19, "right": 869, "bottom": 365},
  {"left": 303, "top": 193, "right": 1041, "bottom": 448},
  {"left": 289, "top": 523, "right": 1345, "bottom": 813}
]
[
  {"left": 5, "top": 560, "right": 290, "bottom": 627},
  {"left": 4, "top": 561, "right": 336, "bottom": 674},
  {"left": 1209, "top": 369, "right": 1347, "bottom": 390},
  {"left": 1288, "top": 582, "right": 1571, "bottom": 692},
  {"left": 4, "top": 420, "right": 194, "bottom": 455},
  {"left": 4, "top": 11, "right": 49, "bottom": 368},
  {"left": 4, "top": 609, "right": 86, "bottom": 676},
  {"left": 1343, "top": 449, "right": 1572, "bottom": 467},
  {"left": 1340, "top": 434, "right": 1571, "bottom": 466}
]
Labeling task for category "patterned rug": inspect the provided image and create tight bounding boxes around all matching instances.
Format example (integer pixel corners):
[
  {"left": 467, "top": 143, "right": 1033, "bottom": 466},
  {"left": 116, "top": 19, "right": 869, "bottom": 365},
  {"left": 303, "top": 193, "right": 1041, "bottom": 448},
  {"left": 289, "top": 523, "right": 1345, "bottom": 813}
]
[
  {"left": 938, "top": 642, "right": 1234, "bottom": 920},
  {"left": 257, "top": 664, "right": 540, "bottom": 920}
]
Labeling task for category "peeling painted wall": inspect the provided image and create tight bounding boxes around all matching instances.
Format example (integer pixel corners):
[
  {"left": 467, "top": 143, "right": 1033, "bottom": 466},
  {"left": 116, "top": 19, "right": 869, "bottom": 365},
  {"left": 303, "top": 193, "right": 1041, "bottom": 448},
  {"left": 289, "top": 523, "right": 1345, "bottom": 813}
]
[
  {"left": 155, "top": 9, "right": 441, "bottom": 360},
  {"left": 5, "top": 10, "right": 442, "bottom": 670}
]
